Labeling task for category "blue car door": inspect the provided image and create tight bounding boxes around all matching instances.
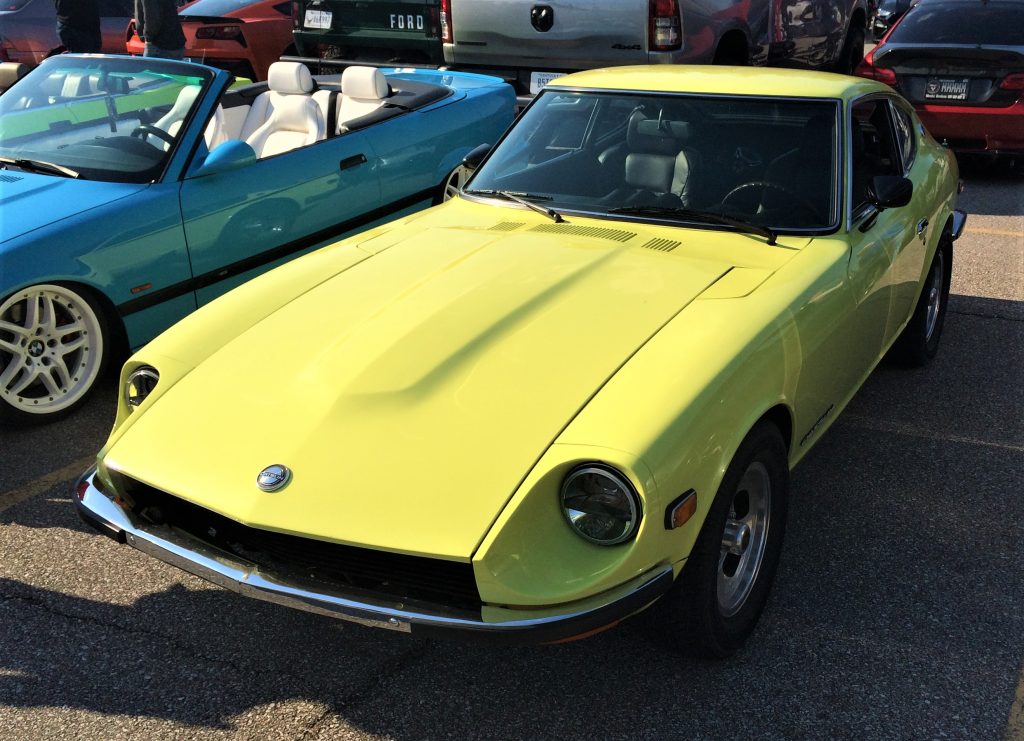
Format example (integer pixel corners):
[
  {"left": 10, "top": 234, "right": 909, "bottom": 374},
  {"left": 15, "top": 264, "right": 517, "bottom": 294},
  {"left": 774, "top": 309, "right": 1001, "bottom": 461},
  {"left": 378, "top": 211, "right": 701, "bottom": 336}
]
[{"left": 178, "top": 131, "right": 382, "bottom": 307}]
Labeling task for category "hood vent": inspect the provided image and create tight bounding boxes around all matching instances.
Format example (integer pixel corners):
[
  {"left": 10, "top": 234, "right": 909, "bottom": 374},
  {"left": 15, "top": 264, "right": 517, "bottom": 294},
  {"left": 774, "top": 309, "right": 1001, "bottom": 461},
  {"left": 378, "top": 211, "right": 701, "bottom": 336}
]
[
  {"left": 641, "top": 238, "right": 680, "bottom": 253},
  {"left": 488, "top": 221, "right": 526, "bottom": 231},
  {"left": 0, "top": 174, "right": 24, "bottom": 183},
  {"left": 528, "top": 224, "right": 636, "bottom": 243}
]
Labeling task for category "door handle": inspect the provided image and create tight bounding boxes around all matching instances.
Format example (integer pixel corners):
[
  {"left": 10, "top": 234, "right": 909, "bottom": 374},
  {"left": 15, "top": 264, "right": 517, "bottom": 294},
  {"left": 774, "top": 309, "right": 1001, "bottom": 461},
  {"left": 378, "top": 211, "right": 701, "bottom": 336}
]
[
  {"left": 916, "top": 218, "right": 929, "bottom": 236},
  {"left": 339, "top": 154, "right": 367, "bottom": 171}
]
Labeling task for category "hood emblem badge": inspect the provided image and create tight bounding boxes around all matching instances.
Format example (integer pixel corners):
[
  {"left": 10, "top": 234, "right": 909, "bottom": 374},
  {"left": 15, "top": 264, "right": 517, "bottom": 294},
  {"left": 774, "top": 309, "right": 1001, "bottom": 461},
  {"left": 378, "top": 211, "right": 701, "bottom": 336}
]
[{"left": 257, "top": 465, "right": 292, "bottom": 492}]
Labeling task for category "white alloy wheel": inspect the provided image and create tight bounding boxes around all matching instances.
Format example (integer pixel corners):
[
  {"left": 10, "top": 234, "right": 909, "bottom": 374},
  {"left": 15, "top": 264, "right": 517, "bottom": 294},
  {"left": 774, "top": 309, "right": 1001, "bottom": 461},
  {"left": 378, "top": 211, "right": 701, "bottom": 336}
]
[
  {"left": 442, "top": 165, "right": 472, "bottom": 202},
  {"left": 0, "top": 284, "right": 105, "bottom": 418}
]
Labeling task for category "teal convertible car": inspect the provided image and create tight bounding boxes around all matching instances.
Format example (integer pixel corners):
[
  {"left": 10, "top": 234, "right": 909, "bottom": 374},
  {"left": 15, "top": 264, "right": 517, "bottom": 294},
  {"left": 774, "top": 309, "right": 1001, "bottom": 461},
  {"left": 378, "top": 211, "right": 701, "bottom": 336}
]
[{"left": 0, "top": 55, "right": 514, "bottom": 422}]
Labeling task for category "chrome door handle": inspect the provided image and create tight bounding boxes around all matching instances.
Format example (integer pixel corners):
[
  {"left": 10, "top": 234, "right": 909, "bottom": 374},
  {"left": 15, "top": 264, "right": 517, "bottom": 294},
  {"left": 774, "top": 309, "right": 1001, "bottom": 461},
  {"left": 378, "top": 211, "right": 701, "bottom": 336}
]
[{"left": 916, "top": 218, "right": 929, "bottom": 235}]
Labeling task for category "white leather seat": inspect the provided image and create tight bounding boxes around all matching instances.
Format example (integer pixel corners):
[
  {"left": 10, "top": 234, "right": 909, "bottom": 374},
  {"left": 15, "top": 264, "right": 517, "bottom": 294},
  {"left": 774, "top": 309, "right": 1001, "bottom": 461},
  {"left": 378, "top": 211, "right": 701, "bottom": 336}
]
[
  {"left": 148, "top": 85, "right": 201, "bottom": 151},
  {"left": 337, "top": 66, "right": 388, "bottom": 129},
  {"left": 241, "top": 62, "right": 325, "bottom": 158}
]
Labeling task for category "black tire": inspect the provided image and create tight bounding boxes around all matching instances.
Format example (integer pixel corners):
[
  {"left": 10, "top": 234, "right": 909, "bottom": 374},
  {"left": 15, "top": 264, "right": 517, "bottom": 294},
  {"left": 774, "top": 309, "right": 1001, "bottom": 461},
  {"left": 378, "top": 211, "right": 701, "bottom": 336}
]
[
  {"left": 0, "top": 283, "right": 112, "bottom": 425},
  {"left": 835, "top": 23, "right": 866, "bottom": 75},
  {"left": 890, "top": 237, "right": 952, "bottom": 366},
  {"left": 645, "top": 421, "right": 789, "bottom": 658}
]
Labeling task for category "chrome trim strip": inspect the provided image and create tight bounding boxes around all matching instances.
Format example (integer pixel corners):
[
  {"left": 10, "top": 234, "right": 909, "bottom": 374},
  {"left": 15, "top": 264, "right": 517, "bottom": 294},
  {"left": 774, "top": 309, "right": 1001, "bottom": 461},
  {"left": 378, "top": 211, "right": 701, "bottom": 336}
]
[
  {"left": 950, "top": 209, "right": 967, "bottom": 240},
  {"left": 75, "top": 469, "right": 674, "bottom": 643}
]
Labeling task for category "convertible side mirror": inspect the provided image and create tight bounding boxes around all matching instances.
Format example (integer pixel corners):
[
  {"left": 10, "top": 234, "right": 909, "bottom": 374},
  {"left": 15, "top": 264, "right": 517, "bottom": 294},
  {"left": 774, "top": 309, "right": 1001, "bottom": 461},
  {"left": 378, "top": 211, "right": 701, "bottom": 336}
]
[
  {"left": 868, "top": 175, "right": 913, "bottom": 210},
  {"left": 462, "top": 143, "right": 491, "bottom": 171},
  {"left": 192, "top": 140, "right": 257, "bottom": 178}
]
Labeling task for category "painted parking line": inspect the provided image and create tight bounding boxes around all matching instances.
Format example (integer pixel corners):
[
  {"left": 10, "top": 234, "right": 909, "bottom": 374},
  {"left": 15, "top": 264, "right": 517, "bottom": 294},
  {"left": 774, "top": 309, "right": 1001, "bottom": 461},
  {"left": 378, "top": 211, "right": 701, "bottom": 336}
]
[
  {"left": 964, "top": 227, "right": 1023, "bottom": 238},
  {"left": 0, "top": 456, "right": 95, "bottom": 514}
]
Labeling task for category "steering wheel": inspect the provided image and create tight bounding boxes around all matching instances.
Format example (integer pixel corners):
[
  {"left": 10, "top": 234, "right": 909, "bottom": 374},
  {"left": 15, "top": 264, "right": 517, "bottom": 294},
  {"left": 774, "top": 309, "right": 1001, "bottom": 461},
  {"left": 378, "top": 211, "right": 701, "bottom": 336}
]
[
  {"left": 131, "top": 124, "right": 175, "bottom": 147},
  {"left": 721, "top": 180, "right": 821, "bottom": 220}
]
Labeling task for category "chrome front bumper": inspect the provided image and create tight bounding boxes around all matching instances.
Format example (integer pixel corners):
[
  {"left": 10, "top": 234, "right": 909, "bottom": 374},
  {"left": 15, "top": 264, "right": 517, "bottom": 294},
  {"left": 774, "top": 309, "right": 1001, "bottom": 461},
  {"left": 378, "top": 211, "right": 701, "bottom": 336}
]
[{"left": 75, "top": 469, "right": 674, "bottom": 643}]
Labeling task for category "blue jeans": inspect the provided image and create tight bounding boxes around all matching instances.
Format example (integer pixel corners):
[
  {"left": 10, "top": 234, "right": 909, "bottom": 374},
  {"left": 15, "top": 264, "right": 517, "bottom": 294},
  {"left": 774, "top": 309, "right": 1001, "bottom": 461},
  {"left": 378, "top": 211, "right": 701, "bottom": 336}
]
[{"left": 143, "top": 43, "right": 185, "bottom": 60}]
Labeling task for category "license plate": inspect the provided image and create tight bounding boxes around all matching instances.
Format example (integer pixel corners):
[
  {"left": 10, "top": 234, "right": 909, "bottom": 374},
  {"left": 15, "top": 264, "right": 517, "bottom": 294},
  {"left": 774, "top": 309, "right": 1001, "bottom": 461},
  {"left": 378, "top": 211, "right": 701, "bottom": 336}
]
[
  {"left": 304, "top": 9, "right": 332, "bottom": 29},
  {"left": 388, "top": 13, "right": 426, "bottom": 31},
  {"left": 924, "top": 77, "right": 969, "bottom": 101},
  {"left": 529, "top": 71, "right": 566, "bottom": 95}
]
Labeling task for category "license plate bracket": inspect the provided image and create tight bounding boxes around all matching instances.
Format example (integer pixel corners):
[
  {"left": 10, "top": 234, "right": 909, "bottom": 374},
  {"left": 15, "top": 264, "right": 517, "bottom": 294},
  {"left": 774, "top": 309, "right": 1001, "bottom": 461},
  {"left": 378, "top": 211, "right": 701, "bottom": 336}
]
[{"left": 924, "top": 77, "right": 969, "bottom": 101}]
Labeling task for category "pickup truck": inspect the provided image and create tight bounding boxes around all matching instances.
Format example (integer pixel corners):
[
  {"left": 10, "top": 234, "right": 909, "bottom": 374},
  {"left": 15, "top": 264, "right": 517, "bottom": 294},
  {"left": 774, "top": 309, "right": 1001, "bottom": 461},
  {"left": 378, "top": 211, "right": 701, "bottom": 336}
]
[
  {"left": 292, "top": 0, "right": 444, "bottom": 65},
  {"left": 441, "top": 0, "right": 869, "bottom": 95}
]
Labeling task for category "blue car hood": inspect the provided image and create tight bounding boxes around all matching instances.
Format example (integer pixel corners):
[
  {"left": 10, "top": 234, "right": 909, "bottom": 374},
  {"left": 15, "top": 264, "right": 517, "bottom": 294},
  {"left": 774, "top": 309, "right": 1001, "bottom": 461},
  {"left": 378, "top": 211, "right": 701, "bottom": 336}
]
[{"left": 0, "top": 173, "right": 149, "bottom": 244}]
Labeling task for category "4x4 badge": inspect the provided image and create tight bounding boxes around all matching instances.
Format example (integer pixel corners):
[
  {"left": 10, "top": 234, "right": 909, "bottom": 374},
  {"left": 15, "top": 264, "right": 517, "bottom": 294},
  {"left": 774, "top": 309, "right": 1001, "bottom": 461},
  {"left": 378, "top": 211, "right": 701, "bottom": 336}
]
[{"left": 257, "top": 465, "right": 291, "bottom": 492}]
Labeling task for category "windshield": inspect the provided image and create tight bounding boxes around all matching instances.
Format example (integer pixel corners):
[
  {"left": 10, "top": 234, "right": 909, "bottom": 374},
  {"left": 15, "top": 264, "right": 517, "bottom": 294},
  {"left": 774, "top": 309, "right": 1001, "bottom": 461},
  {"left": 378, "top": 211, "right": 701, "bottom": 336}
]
[
  {"left": 888, "top": 3, "right": 1024, "bottom": 46},
  {"left": 466, "top": 90, "right": 840, "bottom": 233},
  {"left": 0, "top": 56, "right": 215, "bottom": 183}
]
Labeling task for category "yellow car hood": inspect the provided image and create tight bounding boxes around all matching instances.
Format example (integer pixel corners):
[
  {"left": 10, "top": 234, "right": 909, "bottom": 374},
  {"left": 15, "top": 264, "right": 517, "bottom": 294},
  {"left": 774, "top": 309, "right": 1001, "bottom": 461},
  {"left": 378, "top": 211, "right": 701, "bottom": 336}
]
[{"left": 108, "top": 221, "right": 738, "bottom": 560}]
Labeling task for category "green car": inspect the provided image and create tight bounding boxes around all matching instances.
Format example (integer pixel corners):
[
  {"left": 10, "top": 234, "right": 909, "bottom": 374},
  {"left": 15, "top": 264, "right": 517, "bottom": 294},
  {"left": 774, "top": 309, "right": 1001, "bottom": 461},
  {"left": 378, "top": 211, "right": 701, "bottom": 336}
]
[{"left": 293, "top": 0, "right": 443, "bottom": 65}]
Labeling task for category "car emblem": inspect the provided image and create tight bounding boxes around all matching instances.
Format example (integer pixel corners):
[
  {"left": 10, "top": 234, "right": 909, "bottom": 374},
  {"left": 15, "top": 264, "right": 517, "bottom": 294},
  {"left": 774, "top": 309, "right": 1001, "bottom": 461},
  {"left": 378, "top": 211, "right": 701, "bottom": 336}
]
[
  {"left": 926, "top": 80, "right": 939, "bottom": 95},
  {"left": 531, "top": 5, "right": 554, "bottom": 32},
  {"left": 256, "top": 464, "right": 291, "bottom": 492}
]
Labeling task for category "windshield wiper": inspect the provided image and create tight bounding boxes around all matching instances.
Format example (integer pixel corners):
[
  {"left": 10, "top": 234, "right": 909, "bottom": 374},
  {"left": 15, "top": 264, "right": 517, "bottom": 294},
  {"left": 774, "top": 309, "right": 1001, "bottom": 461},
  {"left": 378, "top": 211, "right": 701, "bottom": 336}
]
[
  {"left": 465, "top": 189, "right": 565, "bottom": 224},
  {"left": 0, "top": 156, "right": 80, "bottom": 179},
  {"left": 608, "top": 205, "right": 776, "bottom": 246}
]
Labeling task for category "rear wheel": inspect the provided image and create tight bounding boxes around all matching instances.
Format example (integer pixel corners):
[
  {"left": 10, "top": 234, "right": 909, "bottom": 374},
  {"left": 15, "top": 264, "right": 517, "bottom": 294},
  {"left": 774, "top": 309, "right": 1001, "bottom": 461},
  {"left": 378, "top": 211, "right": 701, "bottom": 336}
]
[
  {"left": 890, "top": 237, "right": 952, "bottom": 366},
  {"left": 435, "top": 164, "right": 472, "bottom": 205},
  {"left": 646, "top": 421, "right": 789, "bottom": 657},
  {"left": 0, "top": 284, "right": 109, "bottom": 424},
  {"left": 835, "top": 23, "right": 866, "bottom": 75}
]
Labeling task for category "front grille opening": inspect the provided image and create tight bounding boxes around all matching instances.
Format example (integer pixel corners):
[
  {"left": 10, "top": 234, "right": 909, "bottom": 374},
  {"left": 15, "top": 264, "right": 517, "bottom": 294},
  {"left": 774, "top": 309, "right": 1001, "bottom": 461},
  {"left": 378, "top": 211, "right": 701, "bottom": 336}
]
[{"left": 119, "top": 477, "right": 482, "bottom": 611}]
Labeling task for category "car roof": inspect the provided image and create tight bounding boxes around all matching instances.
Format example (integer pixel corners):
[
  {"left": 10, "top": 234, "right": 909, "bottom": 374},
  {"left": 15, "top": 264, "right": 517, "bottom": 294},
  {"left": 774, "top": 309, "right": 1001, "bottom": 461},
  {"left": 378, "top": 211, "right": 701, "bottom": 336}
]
[{"left": 549, "top": 65, "right": 890, "bottom": 101}]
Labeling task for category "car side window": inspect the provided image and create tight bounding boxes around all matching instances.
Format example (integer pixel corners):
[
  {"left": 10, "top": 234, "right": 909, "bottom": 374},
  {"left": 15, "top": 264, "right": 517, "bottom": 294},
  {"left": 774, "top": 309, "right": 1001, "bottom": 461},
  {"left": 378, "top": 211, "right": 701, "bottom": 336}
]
[
  {"left": 850, "top": 98, "right": 901, "bottom": 212},
  {"left": 890, "top": 101, "right": 916, "bottom": 173}
]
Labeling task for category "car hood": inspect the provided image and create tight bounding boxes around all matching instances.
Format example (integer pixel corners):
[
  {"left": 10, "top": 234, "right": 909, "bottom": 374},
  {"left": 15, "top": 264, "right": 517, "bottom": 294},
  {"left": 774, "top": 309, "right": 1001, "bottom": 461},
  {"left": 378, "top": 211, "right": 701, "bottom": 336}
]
[
  {"left": 107, "top": 215, "right": 756, "bottom": 560},
  {"left": 0, "top": 174, "right": 147, "bottom": 245}
]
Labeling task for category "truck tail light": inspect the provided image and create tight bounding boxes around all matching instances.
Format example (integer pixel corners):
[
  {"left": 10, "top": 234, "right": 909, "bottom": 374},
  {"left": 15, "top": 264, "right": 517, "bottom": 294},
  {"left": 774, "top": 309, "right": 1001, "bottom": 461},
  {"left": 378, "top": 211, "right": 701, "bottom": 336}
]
[
  {"left": 291, "top": 1, "right": 299, "bottom": 28},
  {"left": 440, "top": 0, "right": 452, "bottom": 43},
  {"left": 649, "top": 0, "right": 681, "bottom": 52}
]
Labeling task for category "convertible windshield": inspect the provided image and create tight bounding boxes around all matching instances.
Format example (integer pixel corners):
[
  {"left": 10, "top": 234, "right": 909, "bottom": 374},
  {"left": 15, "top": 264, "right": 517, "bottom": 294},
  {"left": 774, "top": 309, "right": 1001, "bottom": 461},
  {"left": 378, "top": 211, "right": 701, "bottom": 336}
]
[
  {"left": 0, "top": 56, "right": 214, "bottom": 183},
  {"left": 466, "top": 90, "right": 841, "bottom": 233}
]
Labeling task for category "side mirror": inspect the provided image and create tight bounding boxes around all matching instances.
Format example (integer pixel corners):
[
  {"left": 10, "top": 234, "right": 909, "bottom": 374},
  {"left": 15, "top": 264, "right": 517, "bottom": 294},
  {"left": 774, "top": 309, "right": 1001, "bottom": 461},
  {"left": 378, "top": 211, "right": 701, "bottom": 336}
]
[
  {"left": 462, "top": 143, "right": 491, "bottom": 171},
  {"left": 192, "top": 140, "right": 257, "bottom": 178},
  {"left": 868, "top": 175, "right": 913, "bottom": 209}
]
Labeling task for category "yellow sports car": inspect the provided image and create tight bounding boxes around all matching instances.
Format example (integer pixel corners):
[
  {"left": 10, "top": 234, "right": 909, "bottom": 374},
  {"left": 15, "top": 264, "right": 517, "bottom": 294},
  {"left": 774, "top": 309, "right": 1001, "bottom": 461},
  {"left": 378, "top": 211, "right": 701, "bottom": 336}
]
[{"left": 76, "top": 66, "right": 966, "bottom": 656}]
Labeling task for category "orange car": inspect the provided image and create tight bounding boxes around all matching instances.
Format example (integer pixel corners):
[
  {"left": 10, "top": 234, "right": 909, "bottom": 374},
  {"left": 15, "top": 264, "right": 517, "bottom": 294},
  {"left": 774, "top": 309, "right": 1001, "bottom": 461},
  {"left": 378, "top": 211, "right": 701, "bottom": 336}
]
[{"left": 126, "top": 0, "right": 294, "bottom": 81}]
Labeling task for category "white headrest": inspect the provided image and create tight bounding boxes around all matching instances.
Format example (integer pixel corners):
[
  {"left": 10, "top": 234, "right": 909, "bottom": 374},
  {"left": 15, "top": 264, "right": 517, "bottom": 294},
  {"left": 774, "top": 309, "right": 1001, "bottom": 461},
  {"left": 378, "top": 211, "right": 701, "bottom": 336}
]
[
  {"left": 268, "top": 62, "right": 314, "bottom": 95},
  {"left": 342, "top": 66, "right": 388, "bottom": 100}
]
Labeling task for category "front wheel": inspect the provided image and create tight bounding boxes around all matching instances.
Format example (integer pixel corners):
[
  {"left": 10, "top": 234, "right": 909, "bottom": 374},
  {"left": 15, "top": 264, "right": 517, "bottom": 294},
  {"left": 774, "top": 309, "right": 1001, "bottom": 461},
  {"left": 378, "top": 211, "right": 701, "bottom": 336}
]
[
  {"left": 646, "top": 421, "right": 790, "bottom": 657},
  {"left": 890, "top": 238, "right": 952, "bottom": 366},
  {"left": 0, "top": 284, "right": 109, "bottom": 424}
]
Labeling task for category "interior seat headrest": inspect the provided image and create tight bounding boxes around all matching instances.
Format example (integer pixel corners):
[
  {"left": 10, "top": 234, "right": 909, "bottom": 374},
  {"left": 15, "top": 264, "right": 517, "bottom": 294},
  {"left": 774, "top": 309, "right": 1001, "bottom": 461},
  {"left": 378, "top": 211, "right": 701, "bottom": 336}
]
[
  {"left": 268, "top": 62, "right": 315, "bottom": 95},
  {"left": 342, "top": 66, "right": 389, "bottom": 100}
]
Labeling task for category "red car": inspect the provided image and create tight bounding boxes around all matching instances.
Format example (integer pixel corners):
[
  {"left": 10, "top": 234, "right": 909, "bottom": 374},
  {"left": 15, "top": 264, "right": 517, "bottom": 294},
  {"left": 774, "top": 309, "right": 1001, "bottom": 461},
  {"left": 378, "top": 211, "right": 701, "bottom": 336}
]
[
  {"left": 855, "top": 0, "right": 1024, "bottom": 158},
  {"left": 127, "top": 0, "right": 294, "bottom": 81}
]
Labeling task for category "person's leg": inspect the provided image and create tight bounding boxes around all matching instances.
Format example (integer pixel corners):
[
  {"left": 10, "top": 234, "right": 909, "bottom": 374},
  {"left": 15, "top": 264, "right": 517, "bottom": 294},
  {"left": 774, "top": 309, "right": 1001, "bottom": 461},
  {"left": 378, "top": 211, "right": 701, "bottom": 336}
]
[{"left": 143, "top": 43, "right": 185, "bottom": 59}]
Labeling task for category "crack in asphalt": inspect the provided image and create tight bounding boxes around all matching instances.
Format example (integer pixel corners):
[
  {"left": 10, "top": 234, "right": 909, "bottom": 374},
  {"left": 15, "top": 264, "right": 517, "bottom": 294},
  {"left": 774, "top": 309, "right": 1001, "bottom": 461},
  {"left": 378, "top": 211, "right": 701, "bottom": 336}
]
[
  {"left": 843, "top": 413, "right": 1024, "bottom": 452},
  {"left": 293, "top": 641, "right": 432, "bottom": 740},
  {"left": 951, "top": 309, "right": 1024, "bottom": 323}
]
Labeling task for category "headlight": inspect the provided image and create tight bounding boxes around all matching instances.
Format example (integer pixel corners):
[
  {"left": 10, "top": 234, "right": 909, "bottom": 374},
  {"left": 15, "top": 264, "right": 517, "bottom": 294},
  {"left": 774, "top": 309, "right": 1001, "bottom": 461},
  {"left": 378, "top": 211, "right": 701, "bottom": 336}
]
[
  {"left": 124, "top": 366, "right": 159, "bottom": 410},
  {"left": 560, "top": 464, "right": 642, "bottom": 545}
]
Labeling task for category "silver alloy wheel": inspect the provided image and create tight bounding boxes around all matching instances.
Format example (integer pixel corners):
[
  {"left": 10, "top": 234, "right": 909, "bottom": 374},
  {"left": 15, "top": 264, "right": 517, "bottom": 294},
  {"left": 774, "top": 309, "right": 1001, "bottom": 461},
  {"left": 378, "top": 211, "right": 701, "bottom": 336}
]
[
  {"left": 717, "top": 461, "right": 772, "bottom": 618},
  {"left": 924, "top": 249, "right": 944, "bottom": 342},
  {"left": 0, "top": 284, "right": 104, "bottom": 415},
  {"left": 443, "top": 165, "right": 472, "bottom": 201}
]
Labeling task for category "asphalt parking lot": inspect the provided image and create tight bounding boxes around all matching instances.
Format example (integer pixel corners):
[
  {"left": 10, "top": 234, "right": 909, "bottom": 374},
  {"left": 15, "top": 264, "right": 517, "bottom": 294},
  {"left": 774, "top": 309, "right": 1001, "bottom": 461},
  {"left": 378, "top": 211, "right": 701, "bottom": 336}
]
[{"left": 1, "top": 156, "right": 1022, "bottom": 739}]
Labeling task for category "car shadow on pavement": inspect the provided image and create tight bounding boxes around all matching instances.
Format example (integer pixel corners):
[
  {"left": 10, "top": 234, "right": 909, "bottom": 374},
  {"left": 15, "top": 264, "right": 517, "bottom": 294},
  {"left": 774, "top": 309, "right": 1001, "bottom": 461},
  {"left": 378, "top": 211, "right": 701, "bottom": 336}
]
[
  {"left": 0, "top": 298, "right": 1021, "bottom": 738},
  {"left": 957, "top": 155, "right": 1024, "bottom": 217}
]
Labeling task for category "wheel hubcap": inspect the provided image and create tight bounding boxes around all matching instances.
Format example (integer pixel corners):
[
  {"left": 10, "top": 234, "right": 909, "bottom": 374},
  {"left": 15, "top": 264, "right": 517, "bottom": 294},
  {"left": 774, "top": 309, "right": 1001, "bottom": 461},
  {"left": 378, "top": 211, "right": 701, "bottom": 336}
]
[
  {"left": 0, "top": 285, "right": 103, "bottom": 414},
  {"left": 924, "top": 251, "right": 944, "bottom": 342},
  {"left": 717, "top": 461, "right": 772, "bottom": 618},
  {"left": 443, "top": 165, "right": 471, "bottom": 202}
]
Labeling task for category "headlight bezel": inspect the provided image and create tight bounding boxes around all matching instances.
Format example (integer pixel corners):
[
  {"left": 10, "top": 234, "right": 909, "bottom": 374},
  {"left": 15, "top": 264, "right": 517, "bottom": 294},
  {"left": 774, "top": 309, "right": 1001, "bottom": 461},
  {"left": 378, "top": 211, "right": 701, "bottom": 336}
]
[
  {"left": 124, "top": 365, "right": 160, "bottom": 411},
  {"left": 560, "top": 463, "right": 643, "bottom": 546}
]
